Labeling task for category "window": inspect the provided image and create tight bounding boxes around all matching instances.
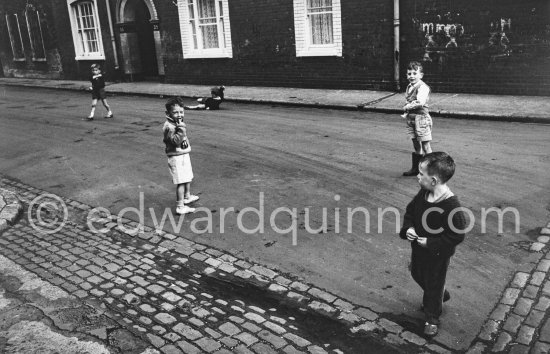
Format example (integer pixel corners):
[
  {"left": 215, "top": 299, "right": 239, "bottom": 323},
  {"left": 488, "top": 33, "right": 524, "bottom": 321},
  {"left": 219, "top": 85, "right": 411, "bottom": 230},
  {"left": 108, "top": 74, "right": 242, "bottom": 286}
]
[
  {"left": 66, "top": 0, "right": 105, "bottom": 60},
  {"left": 25, "top": 7, "right": 47, "bottom": 61},
  {"left": 178, "top": 0, "right": 233, "bottom": 58},
  {"left": 5, "top": 14, "right": 26, "bottom": 61},
  {"left": 293, "top": 0, "right": 342, "bottom": 57}
]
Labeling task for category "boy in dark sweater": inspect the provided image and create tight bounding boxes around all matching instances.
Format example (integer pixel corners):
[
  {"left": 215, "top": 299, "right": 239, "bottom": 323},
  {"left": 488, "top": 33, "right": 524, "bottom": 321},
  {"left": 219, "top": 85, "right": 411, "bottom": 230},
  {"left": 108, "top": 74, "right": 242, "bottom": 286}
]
[
  {"left": 399, "top": 152, "right": 467, "bottom": 337},
  {"left": 86, "top": 64, "right": 113, "bottom": 120},
  {"left": 185, "top": 86, "right": 225, "bottom": 110}
]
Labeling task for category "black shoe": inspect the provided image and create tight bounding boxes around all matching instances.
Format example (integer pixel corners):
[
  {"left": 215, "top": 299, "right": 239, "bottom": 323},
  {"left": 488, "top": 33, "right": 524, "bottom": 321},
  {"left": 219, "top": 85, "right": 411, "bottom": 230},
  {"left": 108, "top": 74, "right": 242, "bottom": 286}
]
[{"left": 424, "top": 322, "right": 438, "bottom": 337}]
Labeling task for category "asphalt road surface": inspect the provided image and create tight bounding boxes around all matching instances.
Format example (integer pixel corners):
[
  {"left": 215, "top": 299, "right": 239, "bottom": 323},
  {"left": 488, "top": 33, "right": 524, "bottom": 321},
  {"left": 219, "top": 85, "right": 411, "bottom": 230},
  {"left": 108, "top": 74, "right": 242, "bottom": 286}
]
[{"left": 1, "top": 85, "right": 549, "bottom": 350}]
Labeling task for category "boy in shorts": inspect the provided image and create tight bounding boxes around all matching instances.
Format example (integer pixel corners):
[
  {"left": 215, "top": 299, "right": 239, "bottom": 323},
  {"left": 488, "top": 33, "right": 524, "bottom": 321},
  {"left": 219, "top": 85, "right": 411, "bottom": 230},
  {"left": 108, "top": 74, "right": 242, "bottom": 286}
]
[
  {"left": 399, "top": 152, "right": 467, "bottom": 337},
  {"left": 163, "top": 97, "right": 199, "bottom": 215},
  {"left": 86, "top": 64, "right": 113, "bottom": 120},
  {"left": 402, "top": 61, "right": 432, "bottom": 176}
]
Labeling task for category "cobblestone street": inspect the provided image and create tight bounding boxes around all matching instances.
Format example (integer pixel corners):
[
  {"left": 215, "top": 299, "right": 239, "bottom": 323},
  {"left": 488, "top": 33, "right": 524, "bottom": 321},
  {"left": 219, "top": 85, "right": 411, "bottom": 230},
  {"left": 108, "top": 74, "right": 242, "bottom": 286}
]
[
  {"left": 3, "top": 176, "right": 550, "bottom": 353},
  {"left": 1, "top": 177, "right": 442, "bottom": 353}
]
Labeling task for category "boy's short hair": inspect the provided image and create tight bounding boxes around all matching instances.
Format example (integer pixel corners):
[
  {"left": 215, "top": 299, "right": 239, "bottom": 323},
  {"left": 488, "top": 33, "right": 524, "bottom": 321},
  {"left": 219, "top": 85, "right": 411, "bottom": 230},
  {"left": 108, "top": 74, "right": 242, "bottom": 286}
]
[
  {"left": 420, "top": 152, "right": 455, "bottom": 183},
  {"left": 407, "top": 61, "right": 424, "bottom": 73},
  {"left": 91, "top": 63, "right": 101, "bottom": 70},
  {"left": 165, "top": 97, "right": 185, "bottom": 112}
]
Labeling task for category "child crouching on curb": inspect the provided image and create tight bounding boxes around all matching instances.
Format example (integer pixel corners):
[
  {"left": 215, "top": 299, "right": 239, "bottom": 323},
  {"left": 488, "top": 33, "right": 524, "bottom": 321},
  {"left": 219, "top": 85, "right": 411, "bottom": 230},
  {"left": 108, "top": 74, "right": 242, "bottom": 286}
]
[
  {"left": 163, "top": 97, "right": 200, "bottom": 215},
  {"left": 399, "top": 152, "right": 467, "bottom": 337}
]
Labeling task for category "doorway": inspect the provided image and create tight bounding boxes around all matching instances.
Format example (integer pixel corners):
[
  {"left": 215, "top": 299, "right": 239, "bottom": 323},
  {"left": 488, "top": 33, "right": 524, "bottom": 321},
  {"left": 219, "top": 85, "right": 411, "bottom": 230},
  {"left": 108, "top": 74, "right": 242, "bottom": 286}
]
[{"left": 118, "top": 0, "right": 160, "bottom": 80}]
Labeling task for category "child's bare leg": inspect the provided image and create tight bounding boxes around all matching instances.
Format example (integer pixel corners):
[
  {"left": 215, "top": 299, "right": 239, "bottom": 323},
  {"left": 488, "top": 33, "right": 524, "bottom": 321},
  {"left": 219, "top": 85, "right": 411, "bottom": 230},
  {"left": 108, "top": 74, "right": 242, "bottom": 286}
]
[
  {"left": 176, "top": 184, "right": 185, "bottom": 204},
  {"left": 89, "top": 99, "right": 98, "bottom": 118},
  {"left": 101, "top": 98, "right": 112, "bottom": 114},
  {"left": 421, "top": 141, "right": 432, "bottom": 154},
  {"left": 184, "top": 104, "right": 206, "bottom": 110},
  {"left": 183, "top": 182, "right": 191, "bottom": 200}
]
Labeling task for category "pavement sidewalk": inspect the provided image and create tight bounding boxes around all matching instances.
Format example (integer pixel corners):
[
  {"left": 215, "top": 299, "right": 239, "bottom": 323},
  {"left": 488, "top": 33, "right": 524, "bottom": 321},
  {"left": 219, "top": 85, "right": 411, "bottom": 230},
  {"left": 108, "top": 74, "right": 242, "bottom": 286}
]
[{"left": 1, "top": 77, "right": 549, "bottom": 123}]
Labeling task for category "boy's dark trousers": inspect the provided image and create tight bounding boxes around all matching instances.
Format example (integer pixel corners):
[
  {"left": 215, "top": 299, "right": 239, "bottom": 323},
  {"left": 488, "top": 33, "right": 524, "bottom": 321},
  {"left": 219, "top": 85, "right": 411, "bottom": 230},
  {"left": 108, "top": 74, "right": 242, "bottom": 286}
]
[{"left": 410, "top": 246, "right": 450, "bottom": 324}]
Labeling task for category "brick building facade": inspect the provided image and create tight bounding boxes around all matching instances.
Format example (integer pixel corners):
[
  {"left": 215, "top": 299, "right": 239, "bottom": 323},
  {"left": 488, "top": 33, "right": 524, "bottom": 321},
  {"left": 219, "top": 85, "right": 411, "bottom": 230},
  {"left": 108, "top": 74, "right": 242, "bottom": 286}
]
[
  {"left": 1, "top": 0, "right": 549, "bottom": 95},
  {"left": 400, "top": 0, "right": 550, "bottom": 95}
]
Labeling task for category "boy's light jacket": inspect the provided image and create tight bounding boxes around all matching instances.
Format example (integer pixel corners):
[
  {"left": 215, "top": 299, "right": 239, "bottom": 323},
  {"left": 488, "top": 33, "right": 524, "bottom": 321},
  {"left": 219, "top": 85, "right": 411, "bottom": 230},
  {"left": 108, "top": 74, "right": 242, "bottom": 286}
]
[{"left": 163, "top": 116, "right": 191, "bottom": 156}]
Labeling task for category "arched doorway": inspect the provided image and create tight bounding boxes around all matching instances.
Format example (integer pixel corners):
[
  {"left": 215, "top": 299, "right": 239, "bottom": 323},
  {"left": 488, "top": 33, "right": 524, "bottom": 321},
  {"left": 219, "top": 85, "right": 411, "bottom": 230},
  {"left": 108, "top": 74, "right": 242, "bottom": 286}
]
[{"left": 117, "top": 0, "right": 164, "bottom": 80}]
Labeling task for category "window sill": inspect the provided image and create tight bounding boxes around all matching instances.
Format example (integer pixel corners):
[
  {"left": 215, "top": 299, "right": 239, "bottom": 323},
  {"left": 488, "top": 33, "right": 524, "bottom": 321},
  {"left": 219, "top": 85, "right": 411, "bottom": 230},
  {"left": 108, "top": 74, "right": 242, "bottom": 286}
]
[
  {"left": 184, "top": 51, "right": 232, "bottom": 59},
  {"left": 75, "top": 54, "right": 105, "bottom": 61},
  {"left": 32, "top": 58, "right": 47, "bottom": 62},
  {"left": 13, "top": 58, "right": 26, "bottom": 62},
  {"left": 296, "top": 48, "right": 342, "bottom": 57}
]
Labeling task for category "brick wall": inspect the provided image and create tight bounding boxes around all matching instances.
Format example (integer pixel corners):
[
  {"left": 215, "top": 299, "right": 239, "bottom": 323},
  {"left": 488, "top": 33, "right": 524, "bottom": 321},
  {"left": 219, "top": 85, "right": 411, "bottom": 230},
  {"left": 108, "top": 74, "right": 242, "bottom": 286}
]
[
  {"left": 163, "top": 0, "right": 396, "bottom": 91},
  {"left": 400, "top": 0, "right": 550, "bottom": 95},
  {"left": 2, "top": 0, "right": 548, "bottom": 95},
  {"left": 0, "top": 0, "right": 119, "bottom": 82},
  {"left": 0, "top": 0, "right": 62, "bottom": 79},
  {"left": 162, "top": 0, "right": 549, "bottom": 95}
]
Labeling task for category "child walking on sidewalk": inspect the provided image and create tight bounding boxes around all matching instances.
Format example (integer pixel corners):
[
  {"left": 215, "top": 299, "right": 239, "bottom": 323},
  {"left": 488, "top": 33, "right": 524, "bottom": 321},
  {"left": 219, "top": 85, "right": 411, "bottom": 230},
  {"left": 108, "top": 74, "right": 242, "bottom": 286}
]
[
  {"left": 402, "top": 61, "right": 432, "bottom": 176},
  {"left": 86, "top": 64, "right": 113, "bottom": 120},
  {"left": 163, "top": 97, "right": 199, "bottom": 215}
]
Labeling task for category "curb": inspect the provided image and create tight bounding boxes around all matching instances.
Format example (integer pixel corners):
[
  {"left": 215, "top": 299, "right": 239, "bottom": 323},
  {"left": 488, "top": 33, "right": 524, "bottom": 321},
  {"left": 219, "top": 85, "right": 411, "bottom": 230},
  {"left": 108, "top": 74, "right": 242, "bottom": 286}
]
[
  {"left": 467, "top": 221, "right": 550, "bottom": 353},
  {"left": 2, "top": 80, "right": 549, "bottom": 124}
]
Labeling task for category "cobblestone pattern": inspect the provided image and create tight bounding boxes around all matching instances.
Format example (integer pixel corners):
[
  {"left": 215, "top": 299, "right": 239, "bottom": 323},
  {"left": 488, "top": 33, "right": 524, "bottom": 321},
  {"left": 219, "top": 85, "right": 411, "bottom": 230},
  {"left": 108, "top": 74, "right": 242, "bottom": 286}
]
[
  {"left": 0, "top": 187, "right": 23, "bottom": 233},
  {"left": 468, "top": 221, "right": 550, "bottom": 353},
  {"left": 0, "top": 253, "right": 146, "bottom": 353},
  {"left": 0, "top": 177, "right": 454, "bottom": 353}
]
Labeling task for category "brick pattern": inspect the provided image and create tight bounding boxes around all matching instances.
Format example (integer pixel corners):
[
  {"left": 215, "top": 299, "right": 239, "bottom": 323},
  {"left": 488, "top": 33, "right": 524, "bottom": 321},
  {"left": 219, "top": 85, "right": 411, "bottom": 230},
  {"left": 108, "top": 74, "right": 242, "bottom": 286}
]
[
  {"left": 2, "top": 0, "right": 549, "bottom": 95},
  {"left": 469, "top": 219, "right": 550, "bottom": 353},
  {"left": 0, "top": 188, "right": 22, "bottom": 232},
  {"left": 0, "top": 0, "right": 120, "bottom": 80},
  {"left": 0, "top": 177, "right": 454, "bottom": 353}
]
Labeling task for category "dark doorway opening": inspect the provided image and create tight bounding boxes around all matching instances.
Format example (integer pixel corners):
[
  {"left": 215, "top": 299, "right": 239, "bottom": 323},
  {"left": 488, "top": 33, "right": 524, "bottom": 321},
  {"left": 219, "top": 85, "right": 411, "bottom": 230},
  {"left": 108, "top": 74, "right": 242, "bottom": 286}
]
[{"left": 134, "top": 0, "right": 157, "bottom": 79}]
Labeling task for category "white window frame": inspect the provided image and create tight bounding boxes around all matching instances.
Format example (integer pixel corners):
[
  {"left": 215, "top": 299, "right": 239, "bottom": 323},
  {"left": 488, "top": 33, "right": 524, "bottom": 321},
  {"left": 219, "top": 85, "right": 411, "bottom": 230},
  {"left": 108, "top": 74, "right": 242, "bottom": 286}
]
[
  {"left": 178, "top": 0, "right": 233, "bottom": 59},
  {"left": 66, "top": 0, "right": 105, "bottom": 60},
  {"left": 293, "top": 0, "right": 342, "bottom": 57},
  {"left": 5, "top": 14, "right": 26, "bottom": 61},
  {"left": 25, "top": 8, "right": 47, "bottom": 61}
]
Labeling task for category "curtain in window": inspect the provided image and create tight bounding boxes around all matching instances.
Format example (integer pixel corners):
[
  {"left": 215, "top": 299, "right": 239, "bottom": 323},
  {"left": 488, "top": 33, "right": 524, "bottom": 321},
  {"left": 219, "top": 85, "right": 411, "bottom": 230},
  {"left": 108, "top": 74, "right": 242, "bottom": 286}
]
[
  {"left": 198, "top": 0, "right": 219, "bottom": 49},
  {"left": 6, "top": 14, "right": 25, "bottom": 59},
  {"left": 307, "top": 0, "right": 333, "bottom": 45}
]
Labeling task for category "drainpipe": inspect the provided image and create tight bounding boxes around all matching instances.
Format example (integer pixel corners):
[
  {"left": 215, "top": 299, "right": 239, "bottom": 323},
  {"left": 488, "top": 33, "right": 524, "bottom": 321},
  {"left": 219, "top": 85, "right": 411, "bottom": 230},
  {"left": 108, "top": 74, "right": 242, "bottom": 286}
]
[
  {"left": 105, "top": 0, "right": 119, "bottom": 69},
  {"left": 393, "top": 0, "right": 400, "bottom": 91}
]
